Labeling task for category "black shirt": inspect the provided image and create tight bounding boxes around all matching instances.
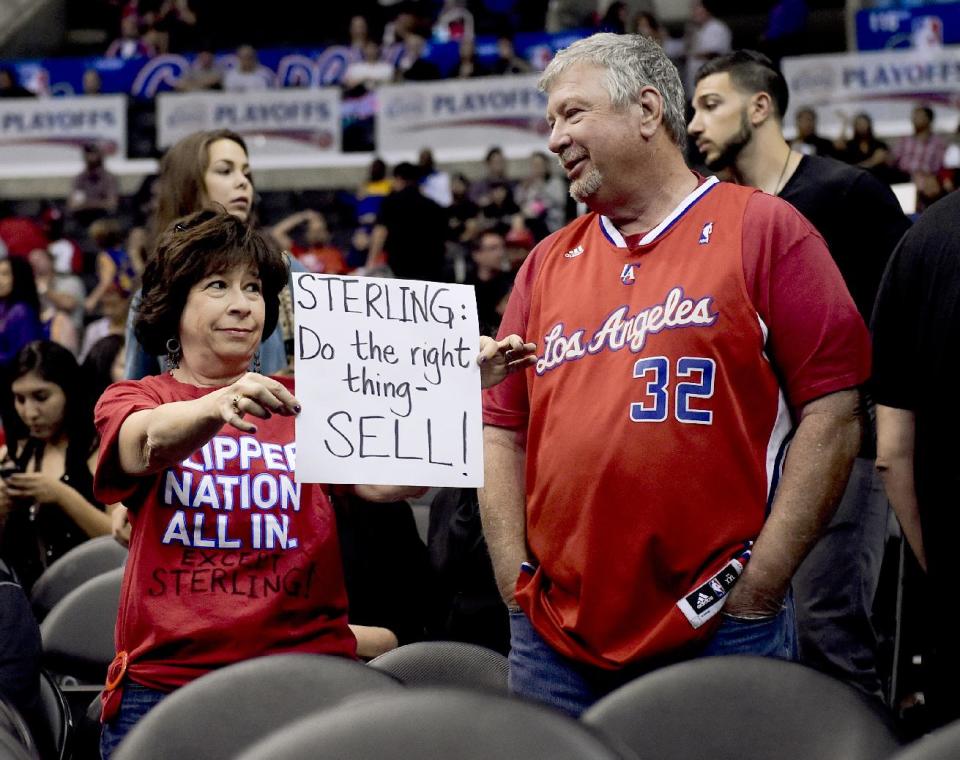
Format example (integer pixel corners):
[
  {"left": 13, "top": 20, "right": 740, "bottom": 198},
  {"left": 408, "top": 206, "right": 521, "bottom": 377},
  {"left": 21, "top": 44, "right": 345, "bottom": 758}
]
[
  {"left": 377, "top": 186, "right": 449, "bottom": 282},
  {"left": 779, "top": 154, "right": 911, "bottom": 323},
  {"left": 872, "top": 191, "right": 960, "bottom": 580}
]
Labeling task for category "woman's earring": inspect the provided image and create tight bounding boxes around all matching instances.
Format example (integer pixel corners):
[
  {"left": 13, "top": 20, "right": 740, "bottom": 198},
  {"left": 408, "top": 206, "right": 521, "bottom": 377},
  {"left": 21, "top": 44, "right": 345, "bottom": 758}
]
[
  {"left": 166, "top": 337, "right": 181, "bottom": 370},
  {"left": 253, "top": 351, "right": 261, "bottom": 374}
]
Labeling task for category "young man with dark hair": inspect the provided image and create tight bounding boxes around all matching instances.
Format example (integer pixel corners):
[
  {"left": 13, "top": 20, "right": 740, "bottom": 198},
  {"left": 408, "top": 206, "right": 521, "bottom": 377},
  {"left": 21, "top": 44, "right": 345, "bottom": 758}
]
[{"left": 690, "top": 49, "right": 911, "bottom": 700}]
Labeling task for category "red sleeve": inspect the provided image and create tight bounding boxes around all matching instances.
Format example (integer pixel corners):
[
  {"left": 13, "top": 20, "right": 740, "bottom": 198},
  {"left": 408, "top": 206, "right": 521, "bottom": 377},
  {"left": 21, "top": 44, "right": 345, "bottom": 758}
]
[
  {"left": 741, "top": 192, "right": 871, "bottom": 412},
  {"left": 93, "top": 379, "right": 165, "bottom": 506},
  {"left": 481, "top": 241, "right": 545, "bottom": 429}
]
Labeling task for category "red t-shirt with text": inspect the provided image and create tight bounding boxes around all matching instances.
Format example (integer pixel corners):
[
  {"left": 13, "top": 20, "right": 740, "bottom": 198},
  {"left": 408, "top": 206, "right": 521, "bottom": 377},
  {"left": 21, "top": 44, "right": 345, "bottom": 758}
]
[{"left": 94, "top": 373, "right": 355, "bottom": 692}]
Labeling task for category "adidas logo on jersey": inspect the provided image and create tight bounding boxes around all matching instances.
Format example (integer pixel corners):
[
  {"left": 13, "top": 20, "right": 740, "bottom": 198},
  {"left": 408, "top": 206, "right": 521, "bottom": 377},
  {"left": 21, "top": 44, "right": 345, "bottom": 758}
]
[
  {"left": 620, "top": 263, "right": 637, "bottom": 285},
  {"left": 695, "top": 592, "right": 713, "bottom": 610},
  {"left": 699, "top": 222, "right": 714, "bottom": 245},
  {"left": 564, "top": 244, "right": 584, "bottom": 258}
]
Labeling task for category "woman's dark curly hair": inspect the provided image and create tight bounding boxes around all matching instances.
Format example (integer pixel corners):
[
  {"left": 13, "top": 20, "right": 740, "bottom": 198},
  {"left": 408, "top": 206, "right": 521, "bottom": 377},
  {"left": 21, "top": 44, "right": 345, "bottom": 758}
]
[{"left": 134, "top": 209, "right": 288, "bottom": 357}]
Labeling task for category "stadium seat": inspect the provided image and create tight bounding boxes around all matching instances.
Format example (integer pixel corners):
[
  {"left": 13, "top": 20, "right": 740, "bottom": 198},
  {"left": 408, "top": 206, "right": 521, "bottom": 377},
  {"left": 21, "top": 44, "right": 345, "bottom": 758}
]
[
  {"left": 39, "top": 567, "right": 122, "bottom": 685},
  {"left": 888, "top": 719, "right": 960, "bottom": 760},
  {"left": 368, "top": 640, "right": 509, "bottom": 693},
  {"left": 581, "top": 655, "right": 901, "bottom": 760},
  {"left": 234, "top": 687, "right": 635, "bottom": 760},
  {"left": 0, "top": 697, "right": 37, "bottom": 760},
  {"left": 30, "top": 536, "right": 127, "bottom": 621},
  {"left": 111, "top": 653, "right": 402, "bottom": 760},
  {"left": 0, "top": 730, "right": 36, "bottom": 760},
  {"left": 36, "top": 670, "right": 72, "bottom": 760}
]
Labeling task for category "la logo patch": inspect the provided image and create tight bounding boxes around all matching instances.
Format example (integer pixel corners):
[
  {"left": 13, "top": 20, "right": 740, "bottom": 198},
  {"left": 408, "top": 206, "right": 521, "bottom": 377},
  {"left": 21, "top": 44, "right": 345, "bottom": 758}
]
[
  {"left": 620, "top": 263, "right": 637, "bottom": 285},
  {"left": 699, "top": 222, "right": 714, "bottom": 245}
]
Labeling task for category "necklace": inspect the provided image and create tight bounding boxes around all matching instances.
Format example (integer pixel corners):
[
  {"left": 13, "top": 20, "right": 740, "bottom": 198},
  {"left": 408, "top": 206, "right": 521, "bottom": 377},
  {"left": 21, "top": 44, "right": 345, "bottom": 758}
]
[{"left": 773, "top": 147, "right": 792, "bottom": 196}]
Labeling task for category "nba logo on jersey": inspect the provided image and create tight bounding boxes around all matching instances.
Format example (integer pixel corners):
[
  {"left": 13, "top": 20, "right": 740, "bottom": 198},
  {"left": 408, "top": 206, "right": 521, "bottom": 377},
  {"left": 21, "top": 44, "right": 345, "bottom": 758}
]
[
  {"left": 699, "top": 222, "right": 714, "bottom": 245},
  {"left": 620, "top": 263, "right": 637, "bottom": 285}
]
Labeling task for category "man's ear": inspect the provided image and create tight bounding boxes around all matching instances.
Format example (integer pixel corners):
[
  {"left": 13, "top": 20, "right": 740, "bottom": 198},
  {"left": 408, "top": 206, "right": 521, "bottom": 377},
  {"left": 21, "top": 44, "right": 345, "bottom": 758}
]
[
  {"left": 637, "top": 86, "right": 664, "bottom": 139},
  {"left": 748, "top": 91, "right": 776, "bottom": 127}
]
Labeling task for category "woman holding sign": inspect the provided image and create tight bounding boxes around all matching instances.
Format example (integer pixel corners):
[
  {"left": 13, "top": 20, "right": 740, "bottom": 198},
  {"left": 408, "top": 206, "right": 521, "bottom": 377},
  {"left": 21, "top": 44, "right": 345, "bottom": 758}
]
[{"left": 94, "top": 210, "right": 533, "bottom": 757}]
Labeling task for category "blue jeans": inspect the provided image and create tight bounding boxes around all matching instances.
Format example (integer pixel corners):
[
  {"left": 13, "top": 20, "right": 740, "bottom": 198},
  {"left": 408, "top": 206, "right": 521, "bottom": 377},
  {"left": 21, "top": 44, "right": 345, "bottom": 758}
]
[
  {"left": 100, "top": 683, "right": 169, "bottom": 759},
  {"left": 508, "top": 601, "right": 797, "bottom": 718}
]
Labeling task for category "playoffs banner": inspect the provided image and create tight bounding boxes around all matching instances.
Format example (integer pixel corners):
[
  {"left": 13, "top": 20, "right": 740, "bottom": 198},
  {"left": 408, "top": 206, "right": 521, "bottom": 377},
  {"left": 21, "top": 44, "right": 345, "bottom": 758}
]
[
  {"left": 376, "top": 74, "right": 549, "bottom": 153},
  {"left": 157, "top": 87, "right": 341, "bottom": 154},
  {"left": 0, "top": 95, "right": 126, "bottom": 163},
  {"left": 293, "top": 274, "right": 484, "bottom": 488},
  {"left": 781, "top": 47, "right": 960, "bottom": 137}
]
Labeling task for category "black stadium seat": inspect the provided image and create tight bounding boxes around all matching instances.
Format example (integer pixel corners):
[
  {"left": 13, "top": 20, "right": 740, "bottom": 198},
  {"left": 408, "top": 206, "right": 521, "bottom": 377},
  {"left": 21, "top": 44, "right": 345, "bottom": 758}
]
[
  {"left": 368, "top": 640, "right": 509, "bottom": 693},
  {"left": 30, "top": 536, "right": 127, "bottom": 622},
  {"left": 235, "top": 688, "right": 636, "bottom": 760},
  {"left": 112, "top": 654, "right": 402, "bottom": 760},
  {"left": 581, "top": 655, "right": 901, "bottom": 760}
]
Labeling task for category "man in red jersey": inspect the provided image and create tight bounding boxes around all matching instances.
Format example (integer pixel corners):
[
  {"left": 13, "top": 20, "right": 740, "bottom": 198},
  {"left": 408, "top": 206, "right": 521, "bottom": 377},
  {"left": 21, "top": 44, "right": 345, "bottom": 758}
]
[{"left": 480, "top": 32, "right": 870, "bottom": 717}]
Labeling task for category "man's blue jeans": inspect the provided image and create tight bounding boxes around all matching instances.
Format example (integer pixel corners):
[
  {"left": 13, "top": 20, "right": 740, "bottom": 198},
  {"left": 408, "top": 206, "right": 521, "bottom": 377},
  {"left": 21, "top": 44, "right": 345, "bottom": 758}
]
[{"left": 508, "top": 601, "right": 798, "bottom": 718}]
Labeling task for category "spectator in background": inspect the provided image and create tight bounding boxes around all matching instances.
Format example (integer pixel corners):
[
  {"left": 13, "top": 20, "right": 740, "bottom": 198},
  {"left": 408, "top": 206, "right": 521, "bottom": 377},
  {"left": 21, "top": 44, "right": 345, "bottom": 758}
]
[
  {"left": 366, "top": 161, "right": 448, "bottom": 281},
  {"left": 29, "top": 246, "right": 84, "bottom": 333},
  {"left": 81, "top": 334, "right": 126, "bottom": 404},
  {"left": 173, "top": 49, "right": 223, "bottom": 92},
  {"left": 599, "top": 2, "right": 629, "bottom": 34},
  {"left": 419, "top": 148, "right": 453, "bottom": 207},
  {"left": 42, "top": 207, "right": 84, "bottom": 276},
  {"left": 635, "top": 11, "right": 685, "bottom": 64},
  {"left": 434, "top": 0, "right": 474, "bottom": 42},
  {"left": 759, "top": 0, "right": 808, "bottom": 61},
  {"left": 426, "top": 487, "right": 510, "bottom": 655},
  {"left": 0, "top": 341, "right": 114, "bottom": 592},
  {"left": 342, "top": 41, "right": 395, "bottom": 94},
  {"left": 355, "top": 157, "right": 392, "bottom": 229},
  {"left": 397, "top": 34, "right": 441, "bottom": 81},
  {"left": 466, "top": 228, "right": 513, "bottom": 337},
  {"left": 270, "top": 210, "right": 348, "bottom": 275},
  {"left": 685, "top": 0, "right": 731, "bottom": 93},
  {"left": 347, "top": 14, "right": 371, "bottom": 57},
  {"left": 447, "top": 172, "right": 481, "bottom": 246},
  {"left": 106, "top": 15, "right": 155, "bottom": 59},
  {"left": 82, "top": 69, "right": 103, "bottom": 96},
  {"left": 890, "top": 105, "right": 948, "bottom": 181},
  {"left": 790, "top": 106, "right": 836, "bottom": 158},
  {"left": 491, "top": 35, "right": 530, "bottom": 76},
  {"left": 79, "top": 284, "right": 131, "bottom": 363},
  {"left": 480, "top": 181, "right": 521, "bottom": 231},
  {"left": 29, "top": 247, "right": 85, "bottom": 355},
  {"left": 455, "top": 36, "right": 487, "bottom": 78},
  {"left": 835, "top": 112, "right": 889, "bottom": 171},
  {"left": 470, "top": 146, "right": 513, "bottom": 206},
  {"left": 223, "top": 44, "right": 274, "bottom": 92},
  {"left": 67, "top": 143, "right": 119, "bottom": 229},
  {"left": 0, "top": 259, "right": 44, "bottom": 434},
  {"left": 333, "top": 490, "right": 433, "bottom": 657},
  {"left": 546, "top": 0, "right": 597, "bottom": 33},
  {"left": 85, "top": 218, "right": 138, "bottom": 315},
  {"left": 0, "top": 66, "right": 34, "bottom": 98},
  {"left": 515, "top": 150, "right": 567, "bottom": 239},
  {"left": 0, "top": 202, "right": 48, "bottom": 259}
]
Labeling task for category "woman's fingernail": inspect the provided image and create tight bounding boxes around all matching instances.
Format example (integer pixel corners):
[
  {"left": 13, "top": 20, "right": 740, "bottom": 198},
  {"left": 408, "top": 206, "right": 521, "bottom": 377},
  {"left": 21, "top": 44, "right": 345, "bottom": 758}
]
[{"left": 293, "top": 404, "right": 302, "bottom": 414}]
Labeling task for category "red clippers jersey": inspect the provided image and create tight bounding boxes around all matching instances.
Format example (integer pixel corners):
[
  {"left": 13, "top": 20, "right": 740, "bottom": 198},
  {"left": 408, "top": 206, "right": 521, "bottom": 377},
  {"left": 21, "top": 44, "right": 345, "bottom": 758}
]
[{"left": 484, "top": 177, "right": 870, "bottom": 669}]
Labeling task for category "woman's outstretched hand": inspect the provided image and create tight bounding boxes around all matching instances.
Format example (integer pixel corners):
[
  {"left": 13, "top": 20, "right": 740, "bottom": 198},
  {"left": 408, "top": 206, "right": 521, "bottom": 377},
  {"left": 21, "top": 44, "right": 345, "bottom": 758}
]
[
  {"left": 216, "top": 373, "right": 302, "bottom": 433},
  {"left": 477, "top": 334, "right": 537, "bottom": 389}
]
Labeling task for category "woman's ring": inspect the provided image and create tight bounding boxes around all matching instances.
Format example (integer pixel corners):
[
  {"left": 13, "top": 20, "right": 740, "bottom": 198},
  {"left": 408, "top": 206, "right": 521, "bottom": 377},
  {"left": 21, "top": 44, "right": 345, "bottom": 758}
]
[{"left": 232, "top": 394, "right": 243, "bottom": 416}]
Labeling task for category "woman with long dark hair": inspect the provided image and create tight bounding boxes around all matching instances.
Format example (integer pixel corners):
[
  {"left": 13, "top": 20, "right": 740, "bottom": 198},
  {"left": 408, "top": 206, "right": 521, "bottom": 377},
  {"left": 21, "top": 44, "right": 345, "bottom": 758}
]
[{"left": 0, "top": 341, "right": 115, "bottom": 589}]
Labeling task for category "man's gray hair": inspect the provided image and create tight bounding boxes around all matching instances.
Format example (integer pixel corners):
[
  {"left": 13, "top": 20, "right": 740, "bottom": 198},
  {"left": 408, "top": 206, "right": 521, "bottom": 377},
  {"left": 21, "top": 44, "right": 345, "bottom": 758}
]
[{"left": 538, "top": 33, "right": 687, "bottom": 149}]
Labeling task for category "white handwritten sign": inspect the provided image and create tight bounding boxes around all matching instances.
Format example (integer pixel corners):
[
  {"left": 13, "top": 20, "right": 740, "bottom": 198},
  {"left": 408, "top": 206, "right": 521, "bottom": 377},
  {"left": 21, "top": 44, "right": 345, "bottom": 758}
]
[{"left": 293, "top": 274, "right": 483, "bottom": 487}]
